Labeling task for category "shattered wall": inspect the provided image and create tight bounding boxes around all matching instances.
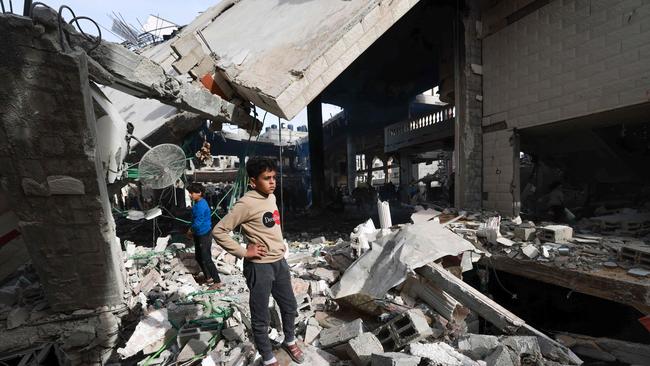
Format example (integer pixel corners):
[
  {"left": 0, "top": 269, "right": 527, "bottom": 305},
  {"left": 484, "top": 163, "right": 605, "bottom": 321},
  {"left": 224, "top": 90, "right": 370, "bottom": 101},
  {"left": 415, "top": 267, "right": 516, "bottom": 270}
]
[
  {"left": 481, "top": 0, "right": 650, "bottom": 214},
  {"left": 0, "top": 15, "right": 125, "bottom": 311}
]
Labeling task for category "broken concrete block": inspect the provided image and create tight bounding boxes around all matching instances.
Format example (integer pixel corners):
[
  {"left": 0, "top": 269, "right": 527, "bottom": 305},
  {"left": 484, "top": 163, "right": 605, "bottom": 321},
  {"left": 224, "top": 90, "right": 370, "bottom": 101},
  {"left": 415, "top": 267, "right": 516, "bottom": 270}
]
[
  {"left": 311, "top": 267, "right": 340, "bottom": 284},
  {"left": 178, "top": 338, "right": 209, "bottom": 363},
  {"left": 373, "top": 309, "right": 432, "bottom": 351},
  {"left": 177, "top": 319, "right": 221, "bottom": 348},
  {"left": 222, "top": 324, "right": 245, "bottom": 342},
  {"left": 309, "top": 280, "right": 331, "bottom": 297},
  {"left": 500, "top": 336, "right": 542, "bottom": 359},
  {"left": 538, "top": 225, "right": 573, "bottom": 243},
  {"left": 346, "top": 332, "right": 383, "bottom": 366},
  {"left": 521, "top": 244, "right": 539, "bottom": 259},
  {"left": 7, "top": 307, "right": 29, "bottom": 329},
  {"left": 46, "top": 175, "right": 85, "bottom": 195},
  {"left": 320, "top": 318, "right": 364, "bottom": 349},
  {"left": 371, "top": 352, "right": 421, "bottom": 366},
  {"left": 304, "top": 317, "right": 322, "bottom": 345},
  {"left": 458, "top": 334, "right": 500, "bottom": 360},
  {"left": 292, "top": 277, "right": 311, "bottom": 296},
  {"left": 408, "top": 342, "right": 478, "bottom": 365},
  {"left": 409, "top": 342, "right": 478, "bottom": 366},
  {"left": 514, "top": 227, "right": 536, "bottom": 241},
  {"left": 118, "top": 309, "right": 173, "bottom": 359},
  {"left": 311, "top": 236, "right": 327, "bottom": 244},
  {"left": 135, "top": 269, "right": 163, "bottom": 295},
  {"left": 485, "top": 345, "right": 515, "bottom": 366},
  {"left": 296, "top": 293, "right": 313, "bottom": 315},
  {"left": 167, "top": 303, "right": 204, "bottom": 326}
]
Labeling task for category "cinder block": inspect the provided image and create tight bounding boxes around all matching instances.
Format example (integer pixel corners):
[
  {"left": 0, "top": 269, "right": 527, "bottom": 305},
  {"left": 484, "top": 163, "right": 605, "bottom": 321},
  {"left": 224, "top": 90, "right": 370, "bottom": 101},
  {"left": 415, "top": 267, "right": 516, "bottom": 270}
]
[
  {"left": 538, "top": 225, "right": 573, "bottom": 243},
  {"left": 514, "top": 227, "right": 536, "bottom": 241},
  {"left": 177, "top": 318, "right": 221, "bottom": 348},
  {"left": 320, "top": 318, "right": 364, "bottom": 349},
  {"left": 372, "top": 309, "right": 432, "bottom": 351},
  {"left": 346, "top": 332, "right": 383, "bottom": 366}
]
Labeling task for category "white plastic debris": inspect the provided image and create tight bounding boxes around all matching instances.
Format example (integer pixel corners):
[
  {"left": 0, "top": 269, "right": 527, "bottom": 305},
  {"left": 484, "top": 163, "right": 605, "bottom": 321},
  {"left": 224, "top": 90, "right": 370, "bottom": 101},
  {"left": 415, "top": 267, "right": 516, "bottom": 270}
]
[{"left": 377, "top": 200, "right": 393, "bottom": 229}]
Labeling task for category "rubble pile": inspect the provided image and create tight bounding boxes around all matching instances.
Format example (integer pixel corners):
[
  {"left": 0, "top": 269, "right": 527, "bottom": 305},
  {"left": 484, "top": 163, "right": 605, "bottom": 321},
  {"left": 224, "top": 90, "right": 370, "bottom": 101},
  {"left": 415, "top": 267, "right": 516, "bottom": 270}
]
[
  {"left": 423, "top": 206, "right": 650, "bottom": 277},
  {"left": 0, "top": 265, "right": 124, "bottom": 365},
  {"left": 107, "top": 212, "right": 582, "bottom": 365},
  {"left": 5, "top": 204, "right": 650, "bottom": 365}
]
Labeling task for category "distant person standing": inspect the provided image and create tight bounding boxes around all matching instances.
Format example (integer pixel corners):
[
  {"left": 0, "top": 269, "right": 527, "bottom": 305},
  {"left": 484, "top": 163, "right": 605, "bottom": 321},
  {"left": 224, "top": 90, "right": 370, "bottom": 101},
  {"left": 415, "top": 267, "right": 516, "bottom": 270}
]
[{"left": 187, "top": 183, "right": 221, "bottom": 290}]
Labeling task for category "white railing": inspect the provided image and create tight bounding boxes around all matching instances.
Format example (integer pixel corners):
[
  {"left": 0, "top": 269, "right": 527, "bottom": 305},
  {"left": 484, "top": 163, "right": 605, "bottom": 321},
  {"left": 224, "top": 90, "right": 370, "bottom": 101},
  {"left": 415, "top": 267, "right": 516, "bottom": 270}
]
[{"left": 386, "top": 106, "right": 455, "bottom": 138}]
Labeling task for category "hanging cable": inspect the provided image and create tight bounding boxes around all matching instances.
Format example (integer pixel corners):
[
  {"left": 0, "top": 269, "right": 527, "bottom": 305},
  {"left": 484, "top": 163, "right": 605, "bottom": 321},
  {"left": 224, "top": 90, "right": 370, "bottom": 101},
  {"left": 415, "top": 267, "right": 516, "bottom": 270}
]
[{"left": 278, "top": 116, "right": 285, "bottom": 232}]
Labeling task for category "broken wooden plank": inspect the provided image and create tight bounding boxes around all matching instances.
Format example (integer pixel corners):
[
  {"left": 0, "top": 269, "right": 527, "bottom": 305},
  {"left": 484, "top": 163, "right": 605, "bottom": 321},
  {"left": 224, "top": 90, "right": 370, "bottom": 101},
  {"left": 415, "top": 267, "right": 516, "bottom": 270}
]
[{"left": 481, "top": 255, "right": 650, "bottom": 312}]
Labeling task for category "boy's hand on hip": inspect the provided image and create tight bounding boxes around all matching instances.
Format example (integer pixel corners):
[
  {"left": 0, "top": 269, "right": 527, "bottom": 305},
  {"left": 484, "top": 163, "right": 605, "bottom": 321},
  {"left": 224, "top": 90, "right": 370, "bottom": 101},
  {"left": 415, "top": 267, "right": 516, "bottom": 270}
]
[{"left": 245, "top": 243, "right": 267, "bottom": 259}]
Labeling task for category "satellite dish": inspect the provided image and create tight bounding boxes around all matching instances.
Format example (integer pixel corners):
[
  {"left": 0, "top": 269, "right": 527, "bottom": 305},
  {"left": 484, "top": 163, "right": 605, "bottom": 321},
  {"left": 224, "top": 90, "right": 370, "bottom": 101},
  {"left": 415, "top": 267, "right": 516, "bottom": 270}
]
[{"left": 138, "top": 144, "right": 186, "bottom": 189}]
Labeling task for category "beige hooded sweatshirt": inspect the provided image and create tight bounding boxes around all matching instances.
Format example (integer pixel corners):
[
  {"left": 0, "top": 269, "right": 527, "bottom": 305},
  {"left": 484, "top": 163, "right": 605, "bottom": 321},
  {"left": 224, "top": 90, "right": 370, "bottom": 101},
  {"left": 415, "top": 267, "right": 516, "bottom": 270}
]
[{"left": 212, "top": 190, "right": 285, "bottom": 263}]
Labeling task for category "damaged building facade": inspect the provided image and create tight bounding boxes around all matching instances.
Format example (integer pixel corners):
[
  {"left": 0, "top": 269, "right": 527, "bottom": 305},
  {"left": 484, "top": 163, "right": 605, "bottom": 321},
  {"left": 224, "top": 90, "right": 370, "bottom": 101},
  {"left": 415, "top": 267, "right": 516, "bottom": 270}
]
[{"left": 1, "top": 0, "right": 650, "bottom": 365}]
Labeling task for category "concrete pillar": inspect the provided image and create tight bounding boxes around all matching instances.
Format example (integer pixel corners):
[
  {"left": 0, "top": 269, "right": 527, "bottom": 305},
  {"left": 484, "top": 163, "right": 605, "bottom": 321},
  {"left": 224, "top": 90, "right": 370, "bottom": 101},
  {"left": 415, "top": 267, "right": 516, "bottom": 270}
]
[
  {"left": 384, "top": 159, "right": 389, "bottom": 184},
  {"left": 483, "top": 130, "right": 520, "bottom": 216},
  {"left": 366, "top": 154, "right": 373, "bottom": 186},
  {"left": 307, "top": 98, "right": 325, "bottom": 208},
  {"left": 0, "top": 16, "right": 125, "bottom": 311},
  {"left": 346, "top": 133, "right": 356, "bottom": 193},
  {"left": 399, "top": 153, "right": 412, "bottom": 202},
  {"left": 454, "top": 1, "right": 483, "bottom": 210}
]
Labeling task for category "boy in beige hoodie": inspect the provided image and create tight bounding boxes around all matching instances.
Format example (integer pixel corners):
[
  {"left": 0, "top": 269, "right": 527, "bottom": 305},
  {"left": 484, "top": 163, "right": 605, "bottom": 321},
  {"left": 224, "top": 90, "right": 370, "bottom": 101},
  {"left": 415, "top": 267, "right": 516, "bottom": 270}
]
[{"left": 212, "top": 157, "right": 303, "bottom": 366}]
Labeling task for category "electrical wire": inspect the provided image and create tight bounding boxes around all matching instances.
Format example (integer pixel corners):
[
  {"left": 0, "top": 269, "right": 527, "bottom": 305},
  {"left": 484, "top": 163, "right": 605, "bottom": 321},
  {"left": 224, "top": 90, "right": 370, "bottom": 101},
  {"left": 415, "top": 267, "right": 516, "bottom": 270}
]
[{"left": 484, "top": 259, "right": 518, "bottom": 300}]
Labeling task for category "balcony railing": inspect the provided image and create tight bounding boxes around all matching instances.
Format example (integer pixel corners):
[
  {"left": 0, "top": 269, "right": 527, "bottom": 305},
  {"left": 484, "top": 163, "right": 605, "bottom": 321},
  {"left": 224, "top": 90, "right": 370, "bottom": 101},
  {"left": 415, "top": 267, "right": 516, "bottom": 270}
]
[{"left": 384, "top": 106, "right": 455, "bottom": 152}]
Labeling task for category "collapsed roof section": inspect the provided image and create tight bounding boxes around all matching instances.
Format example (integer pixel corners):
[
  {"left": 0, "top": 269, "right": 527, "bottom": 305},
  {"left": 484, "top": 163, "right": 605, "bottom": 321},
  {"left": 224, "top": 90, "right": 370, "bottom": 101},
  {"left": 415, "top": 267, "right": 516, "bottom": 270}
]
[
  {"left": 170, "top": 0, "right": 422, "bottom": 119},
  {"left": 30, "top": 6, "right": 262, "bottom": 134}
]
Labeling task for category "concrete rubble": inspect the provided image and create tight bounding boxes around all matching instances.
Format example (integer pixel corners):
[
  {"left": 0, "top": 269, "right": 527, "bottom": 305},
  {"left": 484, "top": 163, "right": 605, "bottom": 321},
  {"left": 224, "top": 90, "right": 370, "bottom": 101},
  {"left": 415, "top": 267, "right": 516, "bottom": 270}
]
[
  {"left": 0, "top": 207, "right": 597, "bottom": 365},
  {"left": 7, "top": 202, "right": 650, "bottom": 365}
]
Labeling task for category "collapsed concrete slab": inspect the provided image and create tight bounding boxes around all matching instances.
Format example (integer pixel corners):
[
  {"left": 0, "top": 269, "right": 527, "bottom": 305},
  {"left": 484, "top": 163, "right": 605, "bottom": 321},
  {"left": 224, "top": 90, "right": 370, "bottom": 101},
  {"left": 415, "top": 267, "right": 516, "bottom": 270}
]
[
  {"left": 332, "top": 222, "right": 476, "bottom": 299},
  {"left": 167, "top": 0, "right": 423, "bottom": 119},
  {"left": 31, "top": 7, "right": 262, "bottom": 133},
  {"left": 416, "top": 263, "right": 582, "bottom": 365}
]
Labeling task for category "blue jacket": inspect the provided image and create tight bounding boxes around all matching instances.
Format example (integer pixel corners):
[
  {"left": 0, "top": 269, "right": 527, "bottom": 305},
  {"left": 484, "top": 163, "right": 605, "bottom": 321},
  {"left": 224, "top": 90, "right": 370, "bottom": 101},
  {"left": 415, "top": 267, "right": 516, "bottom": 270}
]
[{"left": 191, "top": 198, "right": 212, "bottom": 236}]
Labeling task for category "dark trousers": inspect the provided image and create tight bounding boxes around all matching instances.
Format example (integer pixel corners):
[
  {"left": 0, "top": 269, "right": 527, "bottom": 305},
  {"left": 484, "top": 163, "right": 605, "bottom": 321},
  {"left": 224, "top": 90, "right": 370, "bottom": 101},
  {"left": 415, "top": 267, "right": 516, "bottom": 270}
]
[
  {"left": 243, "top": 259, "right": 297, "bottom": 361},
  {"left": 193, "top": 234, "right": 221, "bottom": 283}
]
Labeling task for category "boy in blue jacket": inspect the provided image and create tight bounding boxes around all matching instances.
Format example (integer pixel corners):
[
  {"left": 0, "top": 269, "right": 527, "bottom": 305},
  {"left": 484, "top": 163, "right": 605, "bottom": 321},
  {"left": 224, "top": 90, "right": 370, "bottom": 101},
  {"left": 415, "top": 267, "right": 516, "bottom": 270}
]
[{"left": 187, "top": 183, "right": 221, "bottom": 289}]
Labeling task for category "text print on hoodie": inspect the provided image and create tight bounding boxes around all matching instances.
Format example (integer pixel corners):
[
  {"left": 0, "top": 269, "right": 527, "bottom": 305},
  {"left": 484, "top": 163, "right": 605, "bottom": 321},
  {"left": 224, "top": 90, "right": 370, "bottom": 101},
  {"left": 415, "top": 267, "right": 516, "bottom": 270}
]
[{"left": 212, "top": 190, "right": 284, "bottom": 263}]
